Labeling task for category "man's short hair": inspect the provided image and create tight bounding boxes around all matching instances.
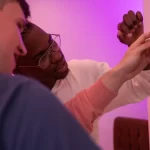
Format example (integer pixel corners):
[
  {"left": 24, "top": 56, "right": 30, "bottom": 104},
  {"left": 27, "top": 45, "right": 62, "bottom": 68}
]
[{"left": 0, "top": 0, "right": 30, "bottom": 18}]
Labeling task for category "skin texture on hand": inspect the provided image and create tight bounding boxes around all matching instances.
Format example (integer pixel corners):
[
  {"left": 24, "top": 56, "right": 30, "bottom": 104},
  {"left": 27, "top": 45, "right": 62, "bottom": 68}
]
[{"left": 100, "top": 68, "right": 126, "bottom": 93}]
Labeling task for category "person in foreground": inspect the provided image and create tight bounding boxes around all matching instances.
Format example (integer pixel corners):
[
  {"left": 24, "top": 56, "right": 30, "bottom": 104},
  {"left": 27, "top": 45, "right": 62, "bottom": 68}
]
[
  {"left": 0, "top": 0, "right": 102, "bottom": 150},
  {"left": 15, "top": 11, "right": 150, "bottom": 143}
]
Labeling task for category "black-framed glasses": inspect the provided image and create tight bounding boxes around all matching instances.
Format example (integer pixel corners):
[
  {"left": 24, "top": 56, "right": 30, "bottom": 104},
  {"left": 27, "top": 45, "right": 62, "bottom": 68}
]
[{"left": 17, "top": 34, "right": 61, "bottom": 69}]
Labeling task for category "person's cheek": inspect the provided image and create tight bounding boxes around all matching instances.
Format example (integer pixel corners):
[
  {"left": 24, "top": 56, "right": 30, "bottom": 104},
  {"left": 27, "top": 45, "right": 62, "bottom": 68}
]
[{"left": 51, "top": 52, "right": 62, "bottom": 63}]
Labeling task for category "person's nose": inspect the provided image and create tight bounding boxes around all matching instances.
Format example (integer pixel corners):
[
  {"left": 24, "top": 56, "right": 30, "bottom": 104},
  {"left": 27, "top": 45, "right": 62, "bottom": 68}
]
[{"left": 15, "top": 40, "right": 27, "bottom": 56}]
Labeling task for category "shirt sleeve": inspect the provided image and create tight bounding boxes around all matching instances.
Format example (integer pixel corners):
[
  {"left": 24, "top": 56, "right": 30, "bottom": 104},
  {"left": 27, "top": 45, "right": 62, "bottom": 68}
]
[
  {"left": 87, "top": 61, "right": 150, "bottom": 113},
  {"left": 0, "top": 77, "right": 100, "bottom": 150},
  {"left": 65, "top": 79, "right": 117, "bottom": 133},
  {"left": 86, "top": 61, "right": 150, "bottom": 113},
  {"left": 103, "top": 69, "right": 150, "bottom": 112},
  {"left": 65, "top": 60, "right": 150, "bottom": 134}
]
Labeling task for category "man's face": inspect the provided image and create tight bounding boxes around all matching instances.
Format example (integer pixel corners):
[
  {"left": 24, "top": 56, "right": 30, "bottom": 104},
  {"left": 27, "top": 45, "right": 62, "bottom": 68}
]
[
  {"left": 0, "top": 1, "right": 27, "bottom": 74},
  {"left": 15, "top": 22, "right": 69, "bottom": 82}
]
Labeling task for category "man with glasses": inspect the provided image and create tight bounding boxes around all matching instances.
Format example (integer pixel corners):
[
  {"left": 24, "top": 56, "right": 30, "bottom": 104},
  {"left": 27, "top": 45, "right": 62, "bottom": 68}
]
[
  {"left": 0, "top": 1, "right": 103, "bottom": 150},
  {"left": 16, "top": 25, "right": 67, "bottom": 89},
  {"left": 15, "top": 19, "right": 150, "bottom": 145}
]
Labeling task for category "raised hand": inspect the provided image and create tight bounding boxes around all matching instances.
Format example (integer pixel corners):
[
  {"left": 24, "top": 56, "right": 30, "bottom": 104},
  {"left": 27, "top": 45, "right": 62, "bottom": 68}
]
[
  {"left": 101, "top": 32, "right": 150, "bottom": 93},
  {"left": 115, "top": 32, "right": 150, "bottom": 80},
  {"left": 117, "top": 10, "right": 143, "bottom": 46}
]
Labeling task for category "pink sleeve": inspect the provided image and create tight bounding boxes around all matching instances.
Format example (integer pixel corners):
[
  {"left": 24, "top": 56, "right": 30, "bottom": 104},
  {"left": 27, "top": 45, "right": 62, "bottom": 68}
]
[{"left": 65, "top": 79, "right": 117, "bottom": 133}]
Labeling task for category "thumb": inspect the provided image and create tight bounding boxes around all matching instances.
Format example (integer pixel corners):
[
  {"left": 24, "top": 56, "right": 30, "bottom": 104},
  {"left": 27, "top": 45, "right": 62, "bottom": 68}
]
[
  {"left": 134, "top": 39, "right": 150, "bottom": 53},
  {"left": 117, "top": 30, "right": 125, "bottom": 43},
  {"left": 130, "top": 32, "right": 150, "bottom": 49}
]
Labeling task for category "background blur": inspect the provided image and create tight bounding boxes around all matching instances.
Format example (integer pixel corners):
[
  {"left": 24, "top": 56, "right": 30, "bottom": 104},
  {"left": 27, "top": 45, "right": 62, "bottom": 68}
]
[{"left": 27, "top": 0, "right": 145, "bottom": 149}]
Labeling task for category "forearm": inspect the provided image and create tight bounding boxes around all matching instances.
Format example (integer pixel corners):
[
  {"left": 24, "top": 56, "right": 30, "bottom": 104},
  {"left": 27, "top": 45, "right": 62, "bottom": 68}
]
[
  {"left": 100, "top": 67, "right": 126, "bottom": 93},
  {"left": 104, "top": 70, "right": 150, "bottom": 113},
  {"left": 65, "top": 69, "right": 125, "bottom": 133}
]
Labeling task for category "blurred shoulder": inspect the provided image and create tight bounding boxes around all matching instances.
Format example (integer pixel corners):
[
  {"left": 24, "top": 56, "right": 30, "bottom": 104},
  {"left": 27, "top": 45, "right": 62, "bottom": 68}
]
[
  {"left": 0, "top": 74, "right": 51, "bottom": 97},
  {"left": 67, "top": 59, "right": 110, "bottom": 75}
]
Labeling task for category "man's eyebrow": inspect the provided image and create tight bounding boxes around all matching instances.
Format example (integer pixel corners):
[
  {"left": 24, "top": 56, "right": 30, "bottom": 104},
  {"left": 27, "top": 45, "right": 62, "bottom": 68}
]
[{"left": 33, "top": 36, "right": 52, "bottom": 60}]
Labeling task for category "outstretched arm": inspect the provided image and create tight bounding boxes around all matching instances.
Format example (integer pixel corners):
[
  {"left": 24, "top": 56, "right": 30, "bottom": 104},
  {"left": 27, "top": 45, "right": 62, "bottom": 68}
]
[{"left": 65, "top": 32, "right": 150, "bottom": 133}]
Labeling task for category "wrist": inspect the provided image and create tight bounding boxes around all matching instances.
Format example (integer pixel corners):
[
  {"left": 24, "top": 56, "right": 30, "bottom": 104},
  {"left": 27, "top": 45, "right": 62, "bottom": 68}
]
[{"left": 100, "top": 67, "right": 127, "bottom": 93}]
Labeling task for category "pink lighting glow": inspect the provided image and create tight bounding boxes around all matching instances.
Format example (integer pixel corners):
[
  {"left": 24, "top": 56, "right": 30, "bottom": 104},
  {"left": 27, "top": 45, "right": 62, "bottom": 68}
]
[{"left": 27, "top": 0, "right": 145, "bottom": 149}]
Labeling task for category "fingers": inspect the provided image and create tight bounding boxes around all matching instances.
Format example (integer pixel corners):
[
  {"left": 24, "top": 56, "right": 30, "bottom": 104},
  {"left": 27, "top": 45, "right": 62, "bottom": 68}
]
[
  {"left": 117, "top": 30, "right": 126, "bottom": 43},
  {"left": 123, "top": 13, "right": 134, "bottom": 30},
  {"left": 117, "top": 11, "right": 143, "bottom": 35},
  {"left": 133, "top": 38, "right": 150, "bottom": 53},
  {"left": 118, "top": 23, "right": 130, "bottom": 34},
  {"left": 130, "top": 32, "right": 150, "bottom": 49},
  {"left": 128, "top": 10, "right": 137, "bottom": 26},
  {"left": 117, "top": 23, "right": 131, "bottom": 43},
  {"left": 136, "top": 11, "right": 143, "bottom": 25}
]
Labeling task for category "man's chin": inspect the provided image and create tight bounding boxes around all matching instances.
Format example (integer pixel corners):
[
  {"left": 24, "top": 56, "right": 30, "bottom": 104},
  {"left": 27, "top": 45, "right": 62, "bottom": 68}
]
[{"left": 54, "top": 69, "right": 69, "bottom": 79}]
